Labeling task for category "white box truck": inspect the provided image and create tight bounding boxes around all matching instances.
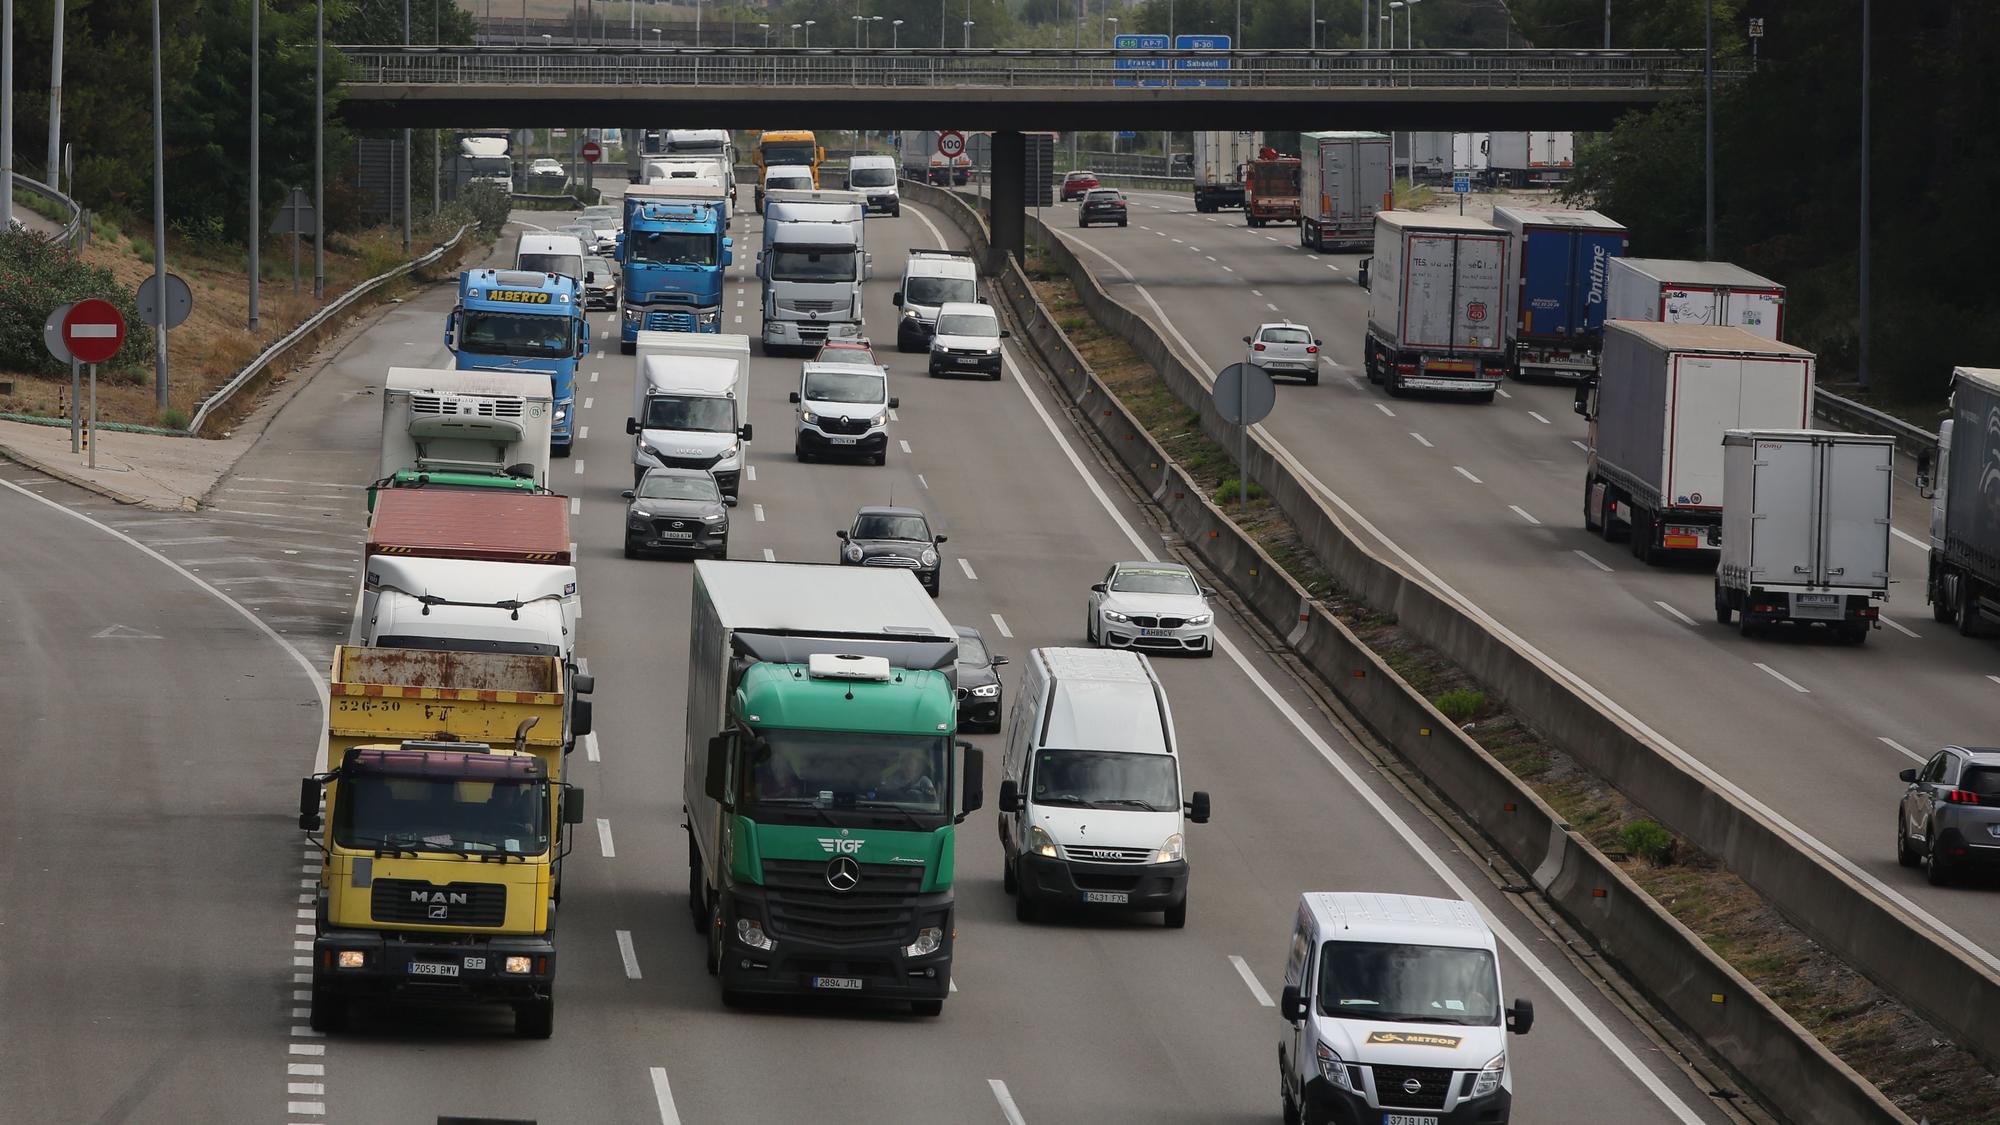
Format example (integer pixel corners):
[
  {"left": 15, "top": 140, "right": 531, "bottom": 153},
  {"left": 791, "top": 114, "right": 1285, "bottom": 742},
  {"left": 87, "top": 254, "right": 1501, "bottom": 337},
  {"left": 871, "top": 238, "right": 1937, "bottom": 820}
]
[
  {"left": 1920, "top": 367, "right": 2000, "bottom": 633},
  {"left": 1193, "top": 130, "right": 1262, "bottom": 212},
  {"left": 1714, "top": 429, "right": 1892, "bottom": 641},
  {"left": 625, "top": 333, "right": 754, "bottom": 493},
  {"left": 1580, "top": 322, "right": 1816, "bottom": 565},
  {"left": 377, "top": 367, "right": 552, "bottom": 492},
  {"left": 1357, "top": 212, "right": 1509, "bottom": 399},
  {"left": 1486, "top": 131, "right": 1574, "bottom": 187},
  {"left": 1297, "top": 131, "right": 1392, "bottom": 252},
  {"left": 1607, "top": 258, "right": 1786, "bottom": 341}
]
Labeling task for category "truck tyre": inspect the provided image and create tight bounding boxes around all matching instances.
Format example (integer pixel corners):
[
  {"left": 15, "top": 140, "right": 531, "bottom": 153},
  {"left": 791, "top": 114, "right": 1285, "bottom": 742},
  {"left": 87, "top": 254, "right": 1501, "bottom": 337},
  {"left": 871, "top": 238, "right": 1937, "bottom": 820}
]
[
  {"left": 1932, "top": 577, "right": 1956, "bottom": 624},
  {"left": 1896, "top": 820, "right": 1921, "bottom": 868},
  {"left": 1843, "top": 622, "right": 1871, "bottom": 645},
  {"left": 1957, "top": 578, "right": 1983, "bottom": 637},
  {"left": 1164, "top": 896, "right": 1188, "bottom": 929},
  {"left": 1583, "top": 476, "right": 1603, "bottom": 533},
  {"left": 619, "top": 340, "right": 635, "bottom": 356},
  {"left": 688, "top": 839, "right": 708, "bottom": 934},
  {"left": 1713, "top": 583, "right": 1733, "bottom": 625},
  {"left": 708, "top": 900, "right": 725, "bottom": 976},
  {"left": 1473, "top": 390, "right": 1496, "bottom": 404},
  {"left": 911, "top": 998, "right": 945, "bottom": 1017},
  {"left": 514, "top": 996, "right": 554, "bottom": 1039},
  {"left": 308, "top": 983, "right": 347, "bottom": 1034},
  {"left": 1630, "top": 510, "right": 1657, "bottom": 565}
]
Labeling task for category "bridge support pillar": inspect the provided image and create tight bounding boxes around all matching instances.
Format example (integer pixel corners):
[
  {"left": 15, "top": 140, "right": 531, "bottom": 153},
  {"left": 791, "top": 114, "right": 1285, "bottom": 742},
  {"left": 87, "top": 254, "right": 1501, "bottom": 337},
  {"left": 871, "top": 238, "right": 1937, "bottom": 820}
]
[{"left": 988, "top": 130, "right": 1026, "bottom": 274}]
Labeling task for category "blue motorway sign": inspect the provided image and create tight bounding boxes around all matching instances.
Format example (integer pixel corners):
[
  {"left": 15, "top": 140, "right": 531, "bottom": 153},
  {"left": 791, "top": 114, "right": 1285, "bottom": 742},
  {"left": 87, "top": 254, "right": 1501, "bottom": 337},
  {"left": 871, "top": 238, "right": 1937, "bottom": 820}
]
[
  {"left": 1114, "top": 34, "right": 1170, "bottom": 49},
  {"left": 1174, "top": 34, "right": 1231, "bottom": 49},
  {"left": 1113, "top": 33, "right": 1171, "bottom": 87},
  {"left": 1172, "top": 34, "right": 1231, "bottom": 86},
  {"left": 1453, "top": 173, "right": 1472, "bottom": 194}
]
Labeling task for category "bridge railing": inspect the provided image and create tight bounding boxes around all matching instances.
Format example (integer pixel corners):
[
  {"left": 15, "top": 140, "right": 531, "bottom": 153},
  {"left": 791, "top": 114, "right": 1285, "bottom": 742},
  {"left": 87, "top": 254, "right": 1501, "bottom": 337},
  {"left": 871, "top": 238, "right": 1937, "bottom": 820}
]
[{"left": 337, "top": 46, "right": 1733, "bottom": 91}]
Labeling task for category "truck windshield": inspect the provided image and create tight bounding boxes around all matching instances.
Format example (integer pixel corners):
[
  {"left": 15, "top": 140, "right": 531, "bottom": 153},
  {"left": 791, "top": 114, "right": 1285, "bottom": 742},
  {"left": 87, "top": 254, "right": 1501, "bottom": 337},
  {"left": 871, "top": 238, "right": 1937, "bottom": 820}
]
[
  {"left": 849, "top": 167, "right": 896, "bottom": 187},
  {"left": 766, "top": 176, "right": 814, "bottom": 192},
  {"left": 1030, "top": 749, "right": 1179, "bottom": 811},
  {"left": 465, "top": 156, "right": 511, "bottom": 178},
  {"left": 803, "top": 370, "right": 885, "bottom": 404},
  {"left": 904, "top": 276, "right": 975, "bottom": 308},
  {"left": 747, "top": 730, "right": 950, "bottom": 819},
  {"left": 628, "top": 230, "right": 717, "bottom": 267},
  {"left": 516, "top": 253, "right": 582, "bottom": 280},
  {"left": 643, "top": 394, "right": 736, "bottom": 433},
  {"left": 1316, "top": 941, "right": 1501, "bottom": 1025},
  {"left": 458, "top": 310, "right": 574, "bottom": 358},
  {"left": 334, "top": 775, "right": 550, "bottom": 857},
  {"left": 763, "top": 144, "right": 815, "bottom": 166},
  {"left": 770, "top": 247, "right": 856, "bottom": 282}
]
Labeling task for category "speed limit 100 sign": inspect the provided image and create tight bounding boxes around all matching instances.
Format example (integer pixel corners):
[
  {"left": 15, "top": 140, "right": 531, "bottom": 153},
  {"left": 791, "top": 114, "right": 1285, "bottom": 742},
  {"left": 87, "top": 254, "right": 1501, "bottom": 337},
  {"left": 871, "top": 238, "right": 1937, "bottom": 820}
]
[{"left": 937, "top": 131, "right": 966, "bottom": 159}]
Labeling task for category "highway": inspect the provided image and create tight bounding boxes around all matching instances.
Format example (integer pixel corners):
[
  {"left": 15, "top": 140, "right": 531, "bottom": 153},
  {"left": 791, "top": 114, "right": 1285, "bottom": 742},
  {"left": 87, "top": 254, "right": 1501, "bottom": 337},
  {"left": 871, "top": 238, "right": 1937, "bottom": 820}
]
[
  {"left": 1042, "top": 185, "right": 2000, "bottom": 970},
  {"left": 0, "top": 190, "right": 1739, "bottom": 1122}
]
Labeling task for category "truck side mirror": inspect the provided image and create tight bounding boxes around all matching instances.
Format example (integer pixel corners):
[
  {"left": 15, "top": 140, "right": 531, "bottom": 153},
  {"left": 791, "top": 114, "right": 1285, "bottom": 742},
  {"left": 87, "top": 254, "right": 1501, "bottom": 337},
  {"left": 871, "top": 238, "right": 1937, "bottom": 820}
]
[
  {"left": 569, "top": 699, "right": 594, "bottom": 739},
  {"left": 627, "top": 417, "right": 640, "bottom": 435},
  {"left": 1280, "top": 983, "right": 1308, "bottom": 1022},
  {"left": 1916, "top": 450, "right": 1935, "bottom": 498},
  {"left": 444, "top": 309, "right": 459, "bottom": 350},
  {"left": 1356, "top": 258, "right": 1371, "bottom": 291},
  {"left": 892, "top": 292, "right": 903, "bottom": 306},
  {"left": 564, "top": 788, "right": 587, "bottom": 825},
  {"left": 862, "top": 252, "right": 874, "bottom": 281},
  {"left": 298, "top": 777, "right": 323, "bottom": 832},
  {"left": 788, "top": 391, "right": 801, "bottom": 404},
  {"left": 1187, "top": 790, "right": 1212, "bottom": 824},
  {"left": 998, "top": 778, "right": 1024, "bottom": 813},
  {"left": 1507, "top": 998, "right": 1535, "bottom": 1035},
  {"left": 572, "top": 672, "right": 595, "bottom": 696},
  {"left": 1573, "top": 381, "right": 1597, "bottom": 420},
  {"left": 738, "top": 422, "right": 754, "bottom": 442},
  {"left": 705, "top": 735, "right": 731, "bottom": 806},
  {"left": 958, "top": 744, "right": 983, "bottom": 821}
]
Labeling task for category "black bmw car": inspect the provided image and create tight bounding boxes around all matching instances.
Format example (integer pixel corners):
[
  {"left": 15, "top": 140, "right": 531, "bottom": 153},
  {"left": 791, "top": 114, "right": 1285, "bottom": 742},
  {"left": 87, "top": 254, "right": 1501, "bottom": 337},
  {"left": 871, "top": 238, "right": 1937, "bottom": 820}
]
[
  {"left": 837, "top": 505, "right": 946, "bottom": 597},
  {"left": 953, "top": 624, "right": 1008, "bottom": 732}
]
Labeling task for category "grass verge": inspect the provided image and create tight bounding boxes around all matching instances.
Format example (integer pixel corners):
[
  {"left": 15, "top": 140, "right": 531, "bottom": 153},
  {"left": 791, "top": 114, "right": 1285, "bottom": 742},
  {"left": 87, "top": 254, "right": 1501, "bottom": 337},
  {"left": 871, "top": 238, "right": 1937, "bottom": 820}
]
[{"left": 1021, "top": 246, "right": 2000, "bottom": 1125}]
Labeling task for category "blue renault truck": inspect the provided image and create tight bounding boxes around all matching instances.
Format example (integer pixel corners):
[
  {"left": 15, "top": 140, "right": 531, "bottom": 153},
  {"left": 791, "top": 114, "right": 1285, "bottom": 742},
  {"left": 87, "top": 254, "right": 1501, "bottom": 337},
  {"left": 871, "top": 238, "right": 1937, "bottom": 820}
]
[
  {"left": 1491, "top": 207, "right": 1628, "bottom": 384},
  {"left": 446, "top": 268, "right": 589, "bottom": 456},
  {"left": 617, "top": 184, "right": 732, "bottom": 354}
]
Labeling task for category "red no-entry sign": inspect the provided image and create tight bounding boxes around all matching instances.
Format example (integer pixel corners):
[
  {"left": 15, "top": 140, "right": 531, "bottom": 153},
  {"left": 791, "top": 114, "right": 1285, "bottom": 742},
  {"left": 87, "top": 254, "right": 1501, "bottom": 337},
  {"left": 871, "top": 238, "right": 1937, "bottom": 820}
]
[
  {"left": 581, "top": 141, "right": 602, "bottom": 164},
  {"left": 61, "top": 299, "right": 127, "bottom": 364}
]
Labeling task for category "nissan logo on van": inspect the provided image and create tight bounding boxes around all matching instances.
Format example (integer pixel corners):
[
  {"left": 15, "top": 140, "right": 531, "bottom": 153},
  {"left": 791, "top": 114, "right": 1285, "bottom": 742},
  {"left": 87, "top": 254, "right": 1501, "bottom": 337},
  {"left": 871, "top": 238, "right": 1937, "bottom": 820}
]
[{"left": 1402, "top": 1078, "right": 1423, "bottom": 1096}]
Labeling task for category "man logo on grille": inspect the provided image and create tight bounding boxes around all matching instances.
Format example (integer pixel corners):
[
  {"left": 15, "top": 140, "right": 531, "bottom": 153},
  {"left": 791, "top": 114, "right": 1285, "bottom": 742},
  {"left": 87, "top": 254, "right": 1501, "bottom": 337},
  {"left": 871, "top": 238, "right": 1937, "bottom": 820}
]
[
  {"left": 826, "top": 856, "right": 862, "bottom": 893},
  {"left": 429, "top": 904, "right": 448, "bottom": 919}
]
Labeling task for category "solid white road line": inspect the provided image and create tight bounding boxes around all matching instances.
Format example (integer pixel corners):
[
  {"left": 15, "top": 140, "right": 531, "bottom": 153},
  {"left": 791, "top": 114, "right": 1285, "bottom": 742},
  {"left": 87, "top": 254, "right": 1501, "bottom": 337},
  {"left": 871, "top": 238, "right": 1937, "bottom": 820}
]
[
  {"left": 596, "top": 818, "right": 616, "bottom": 857},
  {"left": 1878, "top": 736, "right": 1925, "bottom": 764},
  {"left": 1374, "top": 403, "right": 1395, "bottom": 417},
  {"left": 1528, "top": 410, "right": 1552, "bottom": 425},
  {"left": 617, "top": 930, "right": 643, "bottom": 979},
  {"left": 990, "top": 612, "right": 1013, "bottom": 639},
  {"left": 1229, "top": 955, "right": 1275, "bottom": 1006},
  {"left": 1509, "top": 505, "right": 1541, "bottom": 526},
  {"left": 1654, "top": 601, "right": 1697, "bottom": 627},
  {"left": 1880, "top": 616, "right": 1920, "bottom": 639},
  {"left": 1755, "top": 663, "right": 1811, "bottom": 693},
  {"left": 958, "top": 557, "right": 979, "bottom": 581},
  {"left": 988, "top": 1080, "right": 1030, "bottom": 1125},
  {"left": 1409, "top": 432, "right": 1432, "bottom": 448},
  {"left": 1573, "top": 550, "right": 1615, "bottom": 573},
  {"left": 993, "top": 346, "right": 1706, "bottom": 1122},
  {"left": 1453, "top": 466, "right": 1483, "bottom": 484},
  {"left": 651, "top": 1067, "right": 683, "bottom": 1125}
]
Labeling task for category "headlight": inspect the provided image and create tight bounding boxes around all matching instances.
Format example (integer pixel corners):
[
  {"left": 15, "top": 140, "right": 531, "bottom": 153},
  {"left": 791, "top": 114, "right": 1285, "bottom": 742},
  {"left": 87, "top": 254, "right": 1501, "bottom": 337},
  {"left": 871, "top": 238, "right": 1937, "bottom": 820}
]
[
  {"left": 554, "top": 404, "right": 569, "bottom": 423},
  {"left": 735, "top": 918, "right": 776, "bottom": 952},
  {"left": 1153, "top": 832, "right": 1184, "bottom": 864},
  {"left": 504, "top": 955, "right": 534, "bottom": 975},
  {"left": 627, "top": 511, "right": 651, "bottom": 529},
  {"left": 336, "top": 950, "right": 366, "bottom": 970},
  {"left": 1184, "top": 614, "right": 1211, "bottom": 626},
  {"left": 1028, "top": 825, "right": 1060, "bottom": 858},
  {"left": 800, "top": 409, "right": 818, "bottom": 423},
  {"left": 900, "top": 926, "right": 945, "bottom": 958},
  {"left": 1314, "top": 1043, "right": 1353, "bottom": 1091},
  {"left": 903, "top": 309, "right": 919, "bottom": 320},
  {"left": 920, "top": 548, "right": 938, "bottom": 567},
  {"left": 717, "top": 444, "right": 738, "bottom": 462},
  {"left": 869, "top": 412, "right": 888, "bottom": 427},
  {"left": 844, "top": 544, "right": 864, "bottom": 562},
  {"left": 702, "top": 512, "right": 727, "bottom": 523},
  {"left": 636, "top": 439, "right": 659, "bottom": 460},
  {"left": 622, "top": 306, "right": 641, "bottom": 324},
  {"left": 698, "top": 309, "right": 720, "bottom": 327},
  {"left": 970, "top": 683, "right": 999, "bottom": 698},
  {"left": 1471, "top": 1053, "right": 1506, "bottom": 1098},
  {"left": 1102, "top": 608, "right": 1131, "bottom": 623}
]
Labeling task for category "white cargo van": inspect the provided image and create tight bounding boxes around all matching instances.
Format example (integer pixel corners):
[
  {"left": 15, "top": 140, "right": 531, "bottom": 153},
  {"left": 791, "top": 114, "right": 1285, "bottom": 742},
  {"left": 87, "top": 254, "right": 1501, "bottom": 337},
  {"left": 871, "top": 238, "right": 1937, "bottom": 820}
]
[
  {"left": 790, "top": 360, "right": 896, "bottom": 465},
  {"left": 515, "top": 232, "right": 587, "bottom": 282},
  {"left": 996, "top": 648, "right": 1212, "bottom": 928},
  {"left": 893, "top": 248, "right": 980, "bottom": 352},
  {"left": 845, "top": 153, "right": 901, "bottom": 216},
  {"left": 1279, "top": 893, "right": 1535, "bottom": 1125}
]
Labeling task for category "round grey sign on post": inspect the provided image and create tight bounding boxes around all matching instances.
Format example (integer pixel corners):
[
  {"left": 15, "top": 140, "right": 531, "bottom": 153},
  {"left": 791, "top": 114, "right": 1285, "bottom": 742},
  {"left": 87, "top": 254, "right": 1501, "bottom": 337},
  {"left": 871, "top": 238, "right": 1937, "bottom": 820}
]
[
  {"left": 42, "top": 302, "right": 77, "bottom": 364},
  {"left": 1213, "top": 362, "right": 1276, "bottom": 426},
  {"left": 137, "top": 272, "right": 195, "bottom": 329}
]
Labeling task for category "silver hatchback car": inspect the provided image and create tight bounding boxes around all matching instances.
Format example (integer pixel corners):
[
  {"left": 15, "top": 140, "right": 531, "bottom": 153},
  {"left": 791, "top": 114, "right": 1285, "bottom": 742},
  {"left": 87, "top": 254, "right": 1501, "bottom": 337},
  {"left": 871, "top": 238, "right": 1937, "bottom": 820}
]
[{"left": 1897, "top": 746, "right": 2000, "bottom": 885}]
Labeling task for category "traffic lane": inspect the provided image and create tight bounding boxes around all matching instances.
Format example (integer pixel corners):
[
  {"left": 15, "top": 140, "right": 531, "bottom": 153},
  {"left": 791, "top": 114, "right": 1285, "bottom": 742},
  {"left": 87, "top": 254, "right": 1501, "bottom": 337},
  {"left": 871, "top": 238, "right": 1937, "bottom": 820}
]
[
  {"left": 0, "top": 483, "right": 318, "bottom": 1123},
  {"left": 1049, "top": 196, "right": 2000, "bottom": 957}
]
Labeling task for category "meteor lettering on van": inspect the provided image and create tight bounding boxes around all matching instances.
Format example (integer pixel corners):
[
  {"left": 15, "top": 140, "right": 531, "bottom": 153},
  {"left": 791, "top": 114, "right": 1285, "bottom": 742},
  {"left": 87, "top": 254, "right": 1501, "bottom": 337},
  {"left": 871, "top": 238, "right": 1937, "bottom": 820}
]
[{"left": 1365, "top": 1031, "right": 1464, "bottom": 1049}]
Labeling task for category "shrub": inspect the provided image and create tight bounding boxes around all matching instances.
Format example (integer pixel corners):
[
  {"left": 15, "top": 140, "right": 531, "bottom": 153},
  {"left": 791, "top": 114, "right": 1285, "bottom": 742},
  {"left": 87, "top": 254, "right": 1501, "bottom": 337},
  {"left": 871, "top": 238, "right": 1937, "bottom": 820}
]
[
  {"left": 1059, "top": 315, "right": 1088, "bottom": 332},
  {"left": 157, "top": 406, "right": 190, "bottom": 431},
  {"left": 460, "top": 182, "right": 513, "bottom": 238},
  {"left": 1618, "top": 819, "right": 1678, "bottom": 866},
  {"left": 0, "top": 228, "right": 155, "bottom": 376},
  {"left": 1214, "top": 478, "right": 1266, "bottom": 505},
  {"left": 1431, "top": 689, "right": 1487, "bottom": 724}
]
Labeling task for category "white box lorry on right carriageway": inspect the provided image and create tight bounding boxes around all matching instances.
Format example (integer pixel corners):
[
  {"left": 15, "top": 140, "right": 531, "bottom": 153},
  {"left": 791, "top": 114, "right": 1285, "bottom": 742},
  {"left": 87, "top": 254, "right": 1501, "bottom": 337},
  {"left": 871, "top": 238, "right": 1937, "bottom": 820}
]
[
  {"left": 1607, "top": 258, "right": 1786, "bottom": 341},
  {"left": 1919, "top": 366, "right": 2000, "bottom": 634},
  {"left": 1714, "top": 429, "right": 1894, "bottom": 642},
  {"left": 1579, "top": 321, "right": 1816, "bottom": 565}
]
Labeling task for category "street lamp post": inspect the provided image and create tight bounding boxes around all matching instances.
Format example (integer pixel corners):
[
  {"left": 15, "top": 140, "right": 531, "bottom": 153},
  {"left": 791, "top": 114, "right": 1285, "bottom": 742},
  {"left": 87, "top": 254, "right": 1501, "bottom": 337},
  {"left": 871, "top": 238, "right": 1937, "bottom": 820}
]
[
  {"left": 758, "top": 21, "right": 769, "bottom": 46},
  {"left": 694, "top": 0, "right": 701, "bottom": 46},
  {"left": 892, "top": 18, "right": 902, "bottom": 47},
  {"left": 804, "top": 18, "right": 814, "bottom": 45},
  {"left": 1858, "top": 0, "right": 1871, "bottom": 388},
  {"left": 870, "top": 15, "right": 883, "bottom": 44},
  {"left": 790, "top": 21, "right": 800, "bottom": 45},
  {"left": 1402, "top": 0, "right": 1420, "bottom": 46},
  {"left": 1703, "top": 0, "right": 1714, "bottom": 259},
  {"left": 854, "top": 13, "right": 864, "bottom": 47},
  {"left": 940, "top": 0, "right": 946, "bottom": 48},
  {"left": 1106, "top": 15, "right": 1118, "bottom": 46},
  {"left": 1387, "top": 3, "right": 1399, "bottom": 49},
  {"left": 1314, "top": 18, "right": 1325, "bottom": 49},
  {"left": 962, "top": 17, "right": 972, "bottom": 47},
  {"left": 650, "top": 26, "right": 661, "bottom": 46},
  {"left": 314, "top": 0, "right": 324, "bottom": 300}
]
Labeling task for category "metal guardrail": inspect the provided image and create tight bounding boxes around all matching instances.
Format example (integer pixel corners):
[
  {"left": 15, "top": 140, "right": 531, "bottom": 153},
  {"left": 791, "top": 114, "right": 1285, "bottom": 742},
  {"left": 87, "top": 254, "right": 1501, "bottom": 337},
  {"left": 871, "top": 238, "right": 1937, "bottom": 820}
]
[
  {"left": 1815, "top": 387, "right": 1940, "bottom": 462},
  {"left": 338, "top": 46, "right": 1739, "bottom": 91},
  {"left": 188, "top": 223, "right": 473, "bottom": 435},
  {"left": 11, "top": 172, "right": 86, "bottom": 248}
]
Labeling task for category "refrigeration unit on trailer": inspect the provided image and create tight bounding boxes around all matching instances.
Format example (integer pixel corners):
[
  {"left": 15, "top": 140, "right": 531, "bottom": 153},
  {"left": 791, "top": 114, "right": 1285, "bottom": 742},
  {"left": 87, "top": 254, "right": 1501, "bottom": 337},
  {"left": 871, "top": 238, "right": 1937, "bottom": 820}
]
[
  {"left": 1580, "top": 322, "right": 1816, "bottom": 565},
  {"left": 1606, "top": 258, "right": 1786, "bottom": 341},
  {"left": 1357, "top": 212, "right": 1508, "bottom": 399},
  {"left": 374, "top": 367, "right": 552, "bottom": 505},
  {"left": 1490, "top": 207, "right": 1628, "bottom": 384},
  {"left": 1715, "top": 430, "right": 1893, "bottom": 641}
]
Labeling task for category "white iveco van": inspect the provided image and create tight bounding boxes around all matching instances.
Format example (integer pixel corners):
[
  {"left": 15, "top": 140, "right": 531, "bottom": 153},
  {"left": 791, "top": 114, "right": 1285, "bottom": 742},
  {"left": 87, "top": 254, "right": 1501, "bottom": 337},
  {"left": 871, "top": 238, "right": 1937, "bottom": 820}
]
[
  {"left": 997, "top": 647, "right": 1211, "bottom": 928},
  {"left": 1278, "top": 893, "right": 1535, "bottom": 1125}
]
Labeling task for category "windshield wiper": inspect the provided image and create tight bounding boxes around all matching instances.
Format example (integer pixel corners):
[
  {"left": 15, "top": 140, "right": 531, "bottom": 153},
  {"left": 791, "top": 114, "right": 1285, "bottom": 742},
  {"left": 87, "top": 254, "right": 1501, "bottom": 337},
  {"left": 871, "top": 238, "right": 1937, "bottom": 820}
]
[
  {"left": 854, "top": 800, "right": 936, "bottom": 832},
  {"left": 758, "top": 799, "right": 844, "bottom": 829},
  {"left": 1032, "top": 796, "right": 1099, "bottom": 809},
  {"left": 1387, "top": 1014, "right": 1480, "bottom": 1025},
  {"left": 1094, "top": 798, "right": 1168, "bottom": 811},
  {"left": 342, "top": 835, "right": 421, "bottom": 859}
]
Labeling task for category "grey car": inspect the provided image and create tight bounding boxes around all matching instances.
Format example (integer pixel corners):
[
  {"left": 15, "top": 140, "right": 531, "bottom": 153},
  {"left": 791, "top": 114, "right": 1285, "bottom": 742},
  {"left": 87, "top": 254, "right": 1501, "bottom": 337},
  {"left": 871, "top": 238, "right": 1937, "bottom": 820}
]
[
  {"left": 953, "top": 625, "right": 1008, "bottom": 733},
  {"left": 1897, "top": 746, "right": 2000, "bottom": 885},
  {"left": 837, "top": 505, "right": 946, "bottom": 597},
  {"left": 622, "top": 466, "right": 735, "bottom": 560}
]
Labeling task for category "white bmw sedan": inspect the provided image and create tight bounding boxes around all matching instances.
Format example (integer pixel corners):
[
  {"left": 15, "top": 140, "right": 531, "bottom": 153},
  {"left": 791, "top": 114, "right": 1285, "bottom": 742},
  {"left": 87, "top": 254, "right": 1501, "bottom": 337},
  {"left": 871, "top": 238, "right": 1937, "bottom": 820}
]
[{"left": 1086, "top": 561, "right": 1217, "bottom": 657}]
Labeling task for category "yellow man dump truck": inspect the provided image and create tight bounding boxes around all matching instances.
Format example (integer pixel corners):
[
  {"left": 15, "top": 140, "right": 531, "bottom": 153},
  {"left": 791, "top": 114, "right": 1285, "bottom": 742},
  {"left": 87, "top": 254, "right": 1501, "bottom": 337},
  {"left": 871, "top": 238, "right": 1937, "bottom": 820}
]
[{"left": 301, "top": 646, "right": 591, "bottom": 1037}]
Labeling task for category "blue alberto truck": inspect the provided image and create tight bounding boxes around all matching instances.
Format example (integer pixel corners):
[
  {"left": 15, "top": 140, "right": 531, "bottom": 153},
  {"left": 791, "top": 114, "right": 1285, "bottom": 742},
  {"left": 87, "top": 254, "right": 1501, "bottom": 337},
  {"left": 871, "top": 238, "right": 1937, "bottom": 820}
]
[
  {"left": 616, "top": 184, "right": 732, "bottom": 354},
  {"left": 446, "top": 268, "right": 588, "bottom": 456},
  {"left": 1491, "top": 207, "right": 1628, "bottom": 384}
]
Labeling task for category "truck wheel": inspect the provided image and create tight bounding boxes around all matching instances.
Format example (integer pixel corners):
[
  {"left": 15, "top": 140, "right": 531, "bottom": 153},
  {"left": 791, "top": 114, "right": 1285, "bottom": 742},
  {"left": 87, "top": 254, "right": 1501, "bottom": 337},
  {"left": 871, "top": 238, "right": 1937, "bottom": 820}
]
[
  {"left": 1583, "top": 476, "right": 1603, "bottom": 533},
  {"left": 1164, "top": 896, "right": 1188, "bottom": 929},
  {"left": 1629, "top": 510, "right": 1656, "bottom": 564},
  {"left": 1957, "top": 579, "right": 1983, "bottom": 637},
  {"left": 688, "top": 838, "right": 707, "bottom": 935},
  {"left": 1932, "top": 577, "right": 1956, "bottom": 624},
  {"left": 308, "top": 983, "right": 347, "bottom": 1034},
  {"left": 619, "top": 340, "right": 635, "bottom": 356},
  {"left": 513, "top": 996, "right": 555, "bottom": 1039},
  {"left": 707, "top": 901, "right": 724, "bottom": 976},
  {"left": 551, "top": 443, "right": 572, "bottom": 460},
  {"left": 1384, "top": 370, "right": 1406, "bottom": 398},
  {"left": 1844, "top": 622, "right": 1870, "bottom": 645},
  {"left": 1713, "top": 583, "right": 1733, "bottom": 625},
  {"left": 1897, "top": 820, "right": 1921, "bottom": 868},
  {"left": 911, "top": 998, "right": 945, "bottom": 1017}
]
